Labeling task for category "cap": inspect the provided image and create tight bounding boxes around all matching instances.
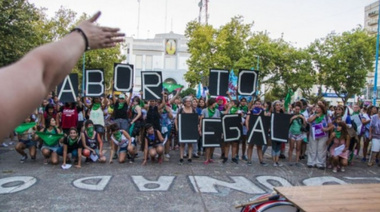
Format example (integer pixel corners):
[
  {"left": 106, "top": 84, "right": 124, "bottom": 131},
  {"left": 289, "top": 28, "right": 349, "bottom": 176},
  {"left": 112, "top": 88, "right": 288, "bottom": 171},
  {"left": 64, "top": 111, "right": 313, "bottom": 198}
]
[{"left": 119, "top": 94, "right": 125, "bottom": 99}]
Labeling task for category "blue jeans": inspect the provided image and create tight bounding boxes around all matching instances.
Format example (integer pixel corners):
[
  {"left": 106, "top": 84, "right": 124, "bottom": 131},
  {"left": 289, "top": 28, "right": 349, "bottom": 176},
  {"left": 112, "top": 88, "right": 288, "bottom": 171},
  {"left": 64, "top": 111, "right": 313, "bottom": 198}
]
[{"left": 57, "top": 147, "right": 79, "bottom": 158}]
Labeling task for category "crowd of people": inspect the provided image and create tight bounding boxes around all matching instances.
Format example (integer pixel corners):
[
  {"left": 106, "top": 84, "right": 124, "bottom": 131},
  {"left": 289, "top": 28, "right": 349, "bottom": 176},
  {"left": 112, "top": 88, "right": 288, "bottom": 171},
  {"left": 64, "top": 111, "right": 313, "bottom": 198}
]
[{"left": 3, "top": 88, "right": 380, "bottom": 173}]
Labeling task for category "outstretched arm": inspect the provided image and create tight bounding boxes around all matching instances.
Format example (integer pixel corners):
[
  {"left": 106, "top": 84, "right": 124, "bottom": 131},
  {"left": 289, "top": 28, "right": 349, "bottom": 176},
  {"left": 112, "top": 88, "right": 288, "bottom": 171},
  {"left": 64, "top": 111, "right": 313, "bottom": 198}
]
[{"left": 0, "top": 12, "right": 124, "bottom": 138}]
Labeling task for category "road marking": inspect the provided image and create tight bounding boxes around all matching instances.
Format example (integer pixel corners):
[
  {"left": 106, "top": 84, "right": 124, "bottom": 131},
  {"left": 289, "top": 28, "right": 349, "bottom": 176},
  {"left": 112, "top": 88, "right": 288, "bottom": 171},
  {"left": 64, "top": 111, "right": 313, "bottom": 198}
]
[
  {"left": 131, "top": 176, "right": 175, "bottom": 191},
  {"left": 72, "top": 176, "right": 112, "bottom": 191},
  {"left": 303, "top": 176, "right": 347, "bottom": 186},
  {"left": 189, "top": 176, "right": 265, "bottom": 194},
  {"left": 0, "top": 176, "right": 37, "bottom": 194},
  {"left": 256, "top": 176, "right": 293, "bottom": 191}
]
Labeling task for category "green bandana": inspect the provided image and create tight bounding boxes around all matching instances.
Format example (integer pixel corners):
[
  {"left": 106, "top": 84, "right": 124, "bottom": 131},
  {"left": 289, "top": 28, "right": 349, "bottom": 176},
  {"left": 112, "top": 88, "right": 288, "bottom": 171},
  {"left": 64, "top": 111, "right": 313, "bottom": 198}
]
[
  {"left": 15, "top": 122, "right": 36, "bottom": 134},
  {"left": 36, "top": 132, "right": 64, "bottom": 146},
  {"left": 208, "top": 107, "right": 216, "bottom": 118},
  {"left": 118, "top": 102, "right": 125, "bottom": 110},
  {"left": 139, "top": 100, "right": 145, "bottom": 108},
  {"left": 114, "top": 131, "right": 122, "bottom": 141},
  {"left": 92, "top": 103, "right": 101, "bottom": 110},
  {"left": 314, "top": 114, "right": 325, "bottom": 124},
  {"left": 352, "top": 111, "right": 360, "bottom": 116},
  {"left": 301, "top": 109, "right": 306, "bottom": 113},
  {"left": 87, "top": 126, "right": 94, "bottom": 138},
  {"left": 68, "top": 137, "right": 77, "bottom": 146},
  {"left": 230, "top": 106, "right": 238, "bottom": 114},
  {"left": 335, "top": 130, "right": 341, "bottom": 139},
  {"left": 172, "top": 104, "right": 178, "bottom": 111},
  {"left": 240, "top": 105, "right": 248, "bottom": 113}
]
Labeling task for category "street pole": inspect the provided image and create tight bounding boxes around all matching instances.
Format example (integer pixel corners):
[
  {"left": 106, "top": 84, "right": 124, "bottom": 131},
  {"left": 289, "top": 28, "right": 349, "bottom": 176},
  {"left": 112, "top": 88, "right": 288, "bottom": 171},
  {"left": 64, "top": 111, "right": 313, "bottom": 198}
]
[
  {"left": 82, "top": 52, "right": 85, "bottom": 96},
  {"left": 372, "top": 0, "right": 380, "bottom": 106}
]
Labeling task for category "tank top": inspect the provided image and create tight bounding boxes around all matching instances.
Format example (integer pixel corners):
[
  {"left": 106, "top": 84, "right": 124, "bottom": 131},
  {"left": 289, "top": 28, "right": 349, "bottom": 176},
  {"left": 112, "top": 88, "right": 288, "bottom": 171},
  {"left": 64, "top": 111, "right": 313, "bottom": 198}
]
[
  {"left": 146, "top": 131, "right": 159, "bottom": 147},
  {"left": 85, "top": 131, "right": 98, "bottom": 149},
  {"left": 89, "top": 107, "right": 105, "bottom": 126},
  {"left": 111, "top": 130, "right": 128, "bottom": 148}
]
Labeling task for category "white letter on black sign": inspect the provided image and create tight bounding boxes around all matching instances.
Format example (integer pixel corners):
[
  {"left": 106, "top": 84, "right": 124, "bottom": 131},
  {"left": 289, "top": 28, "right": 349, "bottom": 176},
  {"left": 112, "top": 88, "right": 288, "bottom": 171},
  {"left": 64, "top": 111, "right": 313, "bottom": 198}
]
[
  {"left": 114, "top": 64, "right": 133, "bottom": 92},
  {"left": 222, "top": 115, "right": 241, "bottom": 142},
  {"left": 58, "top": 75, "right": 76, "bottom": 102},
  {"left": 247, "top": 116, "right": 267, "bottom": 145},
  {"left": 238, "top": 70, "right": 257, "bottom": 96},
  {"left": 86, "top": 70, "right": 104, "bottom": 97},
  {"left": 142, "top": 72, "right": 161, "bottom": 99}
]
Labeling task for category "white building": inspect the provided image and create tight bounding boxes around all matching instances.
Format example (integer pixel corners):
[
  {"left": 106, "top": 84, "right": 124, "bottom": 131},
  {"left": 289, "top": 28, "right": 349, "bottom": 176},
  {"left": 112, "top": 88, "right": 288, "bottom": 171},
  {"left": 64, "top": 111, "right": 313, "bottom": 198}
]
[{"left": 123, "top": 32, "right": 190, "bottom": 92}]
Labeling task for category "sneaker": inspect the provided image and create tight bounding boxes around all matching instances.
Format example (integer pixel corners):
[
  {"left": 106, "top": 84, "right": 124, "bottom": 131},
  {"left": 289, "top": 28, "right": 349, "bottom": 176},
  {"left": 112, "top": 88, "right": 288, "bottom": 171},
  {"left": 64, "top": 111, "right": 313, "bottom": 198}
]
[
  {"left": 307, "top": 165, "right": 313, "bottom": 168},
  {"left": 277, "top": 162, "right": 283, "bottom": 167},
  {"left": 179, "top": 159, "right": 184, "bottom": 165},
  {"left": 20, "top": 155, "right": 27, "bottom": 163},
  {"left": 247, "top": 161, "right": 253, "bottom": 166},
  {"left": 44, "top": 158, "right": 49, "bottom": 165},
  {"left": 193, "top": 154, "right": 199, "bottom": 158},
  {"left": 242, "top": 155, "right": 248, "bottom": 161},
  {"left": 113, "top": 153, "right": 118, "bottom": 160},
  {"left": 208, "top": 159, "right": 214, "bottom": 163},
  {"left": 129, "top": 157, "right": 135, "bottom": 163},
  {"left": 341, "top": 167, "right": 345, "bottom": 172},
  {"left": 260, "top": 162, "right": 268, "bottom": 167},
  {"left": 188, "top": 159, "right": 192, "bottom": 164},
  {"left": 288, "top": 163, "right": 294, "bottom": 167},
  {"left": 1, "top": 143, "right": 8, "bottom": 147},
  {"left": 164, "top": 154, "right": 170, "bottom": 158},
  {"left": 273, "top": 162, "right": 278, "bottom": 167},
  {"left": 184, "top": 154, "right": 188, "bottom": 158},
  {"left": 232, "top": 158, "right": 239, "bottom": 164},
  {"left": 318, "top": 166, "right": 326, "bottom": 170},
  {"left": 332, "top": 167, "right": 337, "bottom": 173},
  {"left": 31, "top": 156, "right": 36, "bottom": 161},
  {"left": 279, "top": 154, "right": 286, "bottom": 159},
  {"left": 368, "top": 162, "right": 374, "bottom": 167},
  {"left": 222, "top": 157, "right": 228, "bottom": 164},
  {"left": 203, "top": 160, "right": 209, "bottom": 165}
]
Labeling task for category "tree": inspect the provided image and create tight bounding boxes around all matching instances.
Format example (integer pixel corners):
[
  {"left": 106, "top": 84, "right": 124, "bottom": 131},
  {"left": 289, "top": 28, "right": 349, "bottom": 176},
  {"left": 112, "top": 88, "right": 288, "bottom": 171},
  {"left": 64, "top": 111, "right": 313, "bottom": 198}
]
[
  {"left": 0, "top": 0, "right": 45, "bottom": 66},
  {"left": 309, "top": 28, "right": 376, "bottom": 104}
]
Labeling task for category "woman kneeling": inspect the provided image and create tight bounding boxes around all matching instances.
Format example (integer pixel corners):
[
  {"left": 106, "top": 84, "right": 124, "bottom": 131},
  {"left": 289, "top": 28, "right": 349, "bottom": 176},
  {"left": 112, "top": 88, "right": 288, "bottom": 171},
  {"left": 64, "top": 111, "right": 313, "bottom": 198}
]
[
  {"left": 142, "top": 124, "right": 164, "bottom": 165},
  {"left": 109, "top": 123, "right": 136, "bottom": 163}
]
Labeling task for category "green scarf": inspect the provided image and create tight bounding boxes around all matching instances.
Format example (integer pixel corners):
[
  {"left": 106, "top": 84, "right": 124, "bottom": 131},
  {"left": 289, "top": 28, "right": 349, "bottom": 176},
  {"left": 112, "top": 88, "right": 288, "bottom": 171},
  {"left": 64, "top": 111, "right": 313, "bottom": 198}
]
[
  {"left": 314, "top": 114, "right": 325, "bottom": 124},
  {"left": 92, "top": 103, "right": 101, "bottom": 110},
  {"left": 68, "top": 137, "right": 77, "bottom": 146},
  {"left": 208, "top": 107, "right": 216, "bottom": 118},
  {"left": 301, "top": 109, "right": 306, "bottom": 114},
  {"left": 15, "top": 122, "right": 36, "bottom": 134},
  {"left": 230, "top": 106, "right": 238, "bottom": 114},
  {"left": 335, "top": 130, "right": 341, "bottom": 139},
  {"left": 139, "top": 100, "right": 145, "bottom": 108},
  {"left": 352, "top": 111, "right": 360, "bottom": 116},
  {"left": 87, "top": 126, "right": 94, "bottom": 138},
  {"left": 114, "top": 131, "right": 122, "bottom": 141},
  {"left": 36, "top": 131, "right": 64, "bottom": 146},
  {"left": 172, "top": 104, "right": 178, "bottom": 111},
  {"left": 240, "top": 105, "right": 248, "bottom": 113},
  {"left": 118, "top": 102, "right": 125, "bottom": 110}
]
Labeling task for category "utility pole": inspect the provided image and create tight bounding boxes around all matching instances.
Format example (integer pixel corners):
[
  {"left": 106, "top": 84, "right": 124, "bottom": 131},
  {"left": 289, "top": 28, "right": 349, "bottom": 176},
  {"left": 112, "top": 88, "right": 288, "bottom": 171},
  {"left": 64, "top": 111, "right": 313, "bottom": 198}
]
[
  {"left": 205, "top": 0, "right": 209, "bottom": 25},
  {"left": 373, "top": 0, "right": 380, "bottom": 106},
  {"left": 137, "top": 0, "right": 141, "bottom": 38}
]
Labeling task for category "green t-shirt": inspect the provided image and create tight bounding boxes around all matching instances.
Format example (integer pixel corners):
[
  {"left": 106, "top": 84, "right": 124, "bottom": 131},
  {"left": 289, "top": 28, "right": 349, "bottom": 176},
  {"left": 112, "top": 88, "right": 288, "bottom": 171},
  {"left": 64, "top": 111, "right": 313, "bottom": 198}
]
[{"left": 290, "top": 118, "right": 302, "bottom": 135}]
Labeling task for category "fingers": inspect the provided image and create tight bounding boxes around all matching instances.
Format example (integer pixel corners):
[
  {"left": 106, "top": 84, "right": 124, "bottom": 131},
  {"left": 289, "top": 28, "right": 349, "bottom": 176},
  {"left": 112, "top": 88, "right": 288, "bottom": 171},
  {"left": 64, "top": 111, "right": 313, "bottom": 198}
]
[
  {"left": 89, "top": 11, "right": 101, "bottom": 23},
  {"left": 101, "top": 26, "right": 121, "bottom": 32}
]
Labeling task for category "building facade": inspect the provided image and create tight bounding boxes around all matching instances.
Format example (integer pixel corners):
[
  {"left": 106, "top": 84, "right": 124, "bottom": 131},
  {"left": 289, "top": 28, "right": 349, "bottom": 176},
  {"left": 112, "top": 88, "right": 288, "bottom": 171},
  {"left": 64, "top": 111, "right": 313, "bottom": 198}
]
[{"left": 123, "top": 32, "right": 190, "bottom": 92}]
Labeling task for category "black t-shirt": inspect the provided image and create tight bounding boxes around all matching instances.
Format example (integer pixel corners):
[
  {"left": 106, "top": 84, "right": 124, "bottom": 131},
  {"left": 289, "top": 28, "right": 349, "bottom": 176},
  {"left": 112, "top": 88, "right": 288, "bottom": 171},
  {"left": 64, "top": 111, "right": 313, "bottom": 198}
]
[
  {"left": 113, "top": 102, "right": 128, "bottom": 119},
  {"left": 63, "top": 136, "right": 82, "bottom": 152}
]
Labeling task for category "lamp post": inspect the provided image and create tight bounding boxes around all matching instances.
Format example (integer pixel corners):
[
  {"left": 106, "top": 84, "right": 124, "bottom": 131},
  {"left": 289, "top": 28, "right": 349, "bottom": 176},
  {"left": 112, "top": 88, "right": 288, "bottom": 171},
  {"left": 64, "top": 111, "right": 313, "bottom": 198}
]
[{"left": 372, "top": 0, "right": 380, "bottom": 106}]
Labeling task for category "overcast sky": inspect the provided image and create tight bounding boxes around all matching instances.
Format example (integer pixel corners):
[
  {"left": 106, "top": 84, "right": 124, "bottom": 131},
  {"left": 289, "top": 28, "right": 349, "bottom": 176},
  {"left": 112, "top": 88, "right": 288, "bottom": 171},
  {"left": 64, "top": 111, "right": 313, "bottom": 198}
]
[{"left": 29, "top": 0, "right": 376, "bottom": 48}]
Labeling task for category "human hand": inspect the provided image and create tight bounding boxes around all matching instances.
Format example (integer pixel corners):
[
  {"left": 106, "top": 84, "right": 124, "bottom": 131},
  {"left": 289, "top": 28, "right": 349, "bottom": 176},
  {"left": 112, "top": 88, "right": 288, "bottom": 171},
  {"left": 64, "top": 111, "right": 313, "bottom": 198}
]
[{"left": 76, "top": 11, "right": 125, "bottom": 50}]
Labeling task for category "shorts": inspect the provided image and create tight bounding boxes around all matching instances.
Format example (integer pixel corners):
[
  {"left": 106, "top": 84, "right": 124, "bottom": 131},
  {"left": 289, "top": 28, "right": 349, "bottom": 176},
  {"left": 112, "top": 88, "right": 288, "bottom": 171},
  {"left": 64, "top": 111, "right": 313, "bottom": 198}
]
[
  {"left": 94, "top": 125, "right": 105, "bottom": 134},
  {"left": 242, "top": 126, "right": 248, "bottom": 136},
  {"left": 148, "top": 143, "right": 164, "bottom": 150},
  {"left": 271, "top": 141, "right": 281, "bottom": 156},
  {"left": 371, "top": 138, "right": 380, "bottom": 152},
  {"left": 119, "top": 140, "right": 136, "bottom": 153},
  {"left": 41, "top": 145, "right": 59, "bottom": 153},
  {"left": 289, "top": 133, "right": 304, "bottom": 141},
  {"left": 114, "top": 118, "right": 129, "bottom": 131},
  {"left": 56, "top": 147, "right": 79, "bottom": 158},
  {"left": 19, "top": 139, "right": 37, "bottom": 148}
]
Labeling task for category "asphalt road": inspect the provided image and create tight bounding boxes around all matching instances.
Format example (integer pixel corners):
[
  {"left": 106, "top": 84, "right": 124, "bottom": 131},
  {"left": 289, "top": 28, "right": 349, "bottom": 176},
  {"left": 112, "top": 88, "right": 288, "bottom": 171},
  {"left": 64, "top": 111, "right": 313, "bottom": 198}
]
[{"left": 1, "top": 138, "right": 380, "bottom": 212}]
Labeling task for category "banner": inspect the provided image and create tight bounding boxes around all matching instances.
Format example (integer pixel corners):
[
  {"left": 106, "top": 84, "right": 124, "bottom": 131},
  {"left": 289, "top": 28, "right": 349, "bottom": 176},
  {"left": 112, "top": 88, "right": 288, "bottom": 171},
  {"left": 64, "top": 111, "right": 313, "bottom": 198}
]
[
  {"left": 141, "top": 71, "right": 163, "bottom": 100},
  {"left": 202, "top": 118, "right": 222, "bottom": 147},
  {"left": 57, "top": 74, "right": 78, "bottom": 103},
  {"left": 178, "top": 113, "right": 199, "bottom": 143},
  {"left": 85, "top": 69, "right": 105, "bottom": 97},
  {"left": 113, "top": 63, "right": 133, "bottom": 93},
  {"left": 208, "top": 69, "right": 229, "bottom": 98},
  {"left": 228, "top": 70, "right": 238, "bottom": 100},
  {"left": 36, "top": 132, "right": 64, "bottom": 146},
  {"left": 238, "top": 69, "right": 258, "bottom": 96}
]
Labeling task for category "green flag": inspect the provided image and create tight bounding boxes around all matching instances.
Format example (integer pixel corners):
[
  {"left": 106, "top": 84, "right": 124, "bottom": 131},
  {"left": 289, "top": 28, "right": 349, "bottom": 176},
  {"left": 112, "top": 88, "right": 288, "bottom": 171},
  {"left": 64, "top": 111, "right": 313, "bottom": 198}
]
[
  {"left": 284, "top": 88, "right": 294, "bottom": 112},
  {"left": 36, "top": 132, "right": 64, "bottom": 146},
  {"left": 15, "top": 123, "right": 36, "bottom": 134},
  {"left": 163, "top": 82, "right": 183, "bottom": 93}
]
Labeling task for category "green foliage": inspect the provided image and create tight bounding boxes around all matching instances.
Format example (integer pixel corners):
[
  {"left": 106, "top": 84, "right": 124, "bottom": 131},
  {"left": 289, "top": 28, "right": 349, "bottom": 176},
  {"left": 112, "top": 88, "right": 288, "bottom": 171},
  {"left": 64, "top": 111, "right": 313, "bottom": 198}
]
[
  {"left": 180, "top": 87, "right": 196, "bottom": 98},
  {"left": 309, "top": 28, "right": 376, "bottom": 104},
  {"left": 0, "top": 0, "right": 44, "bottom": 66}
]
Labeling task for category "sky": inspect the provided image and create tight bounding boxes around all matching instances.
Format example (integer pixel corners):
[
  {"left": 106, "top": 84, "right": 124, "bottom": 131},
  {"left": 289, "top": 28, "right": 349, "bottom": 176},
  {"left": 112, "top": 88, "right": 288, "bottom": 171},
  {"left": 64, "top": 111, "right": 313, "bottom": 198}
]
[{"left": 28, "top": 0, "right": 377, "bottom": 48}]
